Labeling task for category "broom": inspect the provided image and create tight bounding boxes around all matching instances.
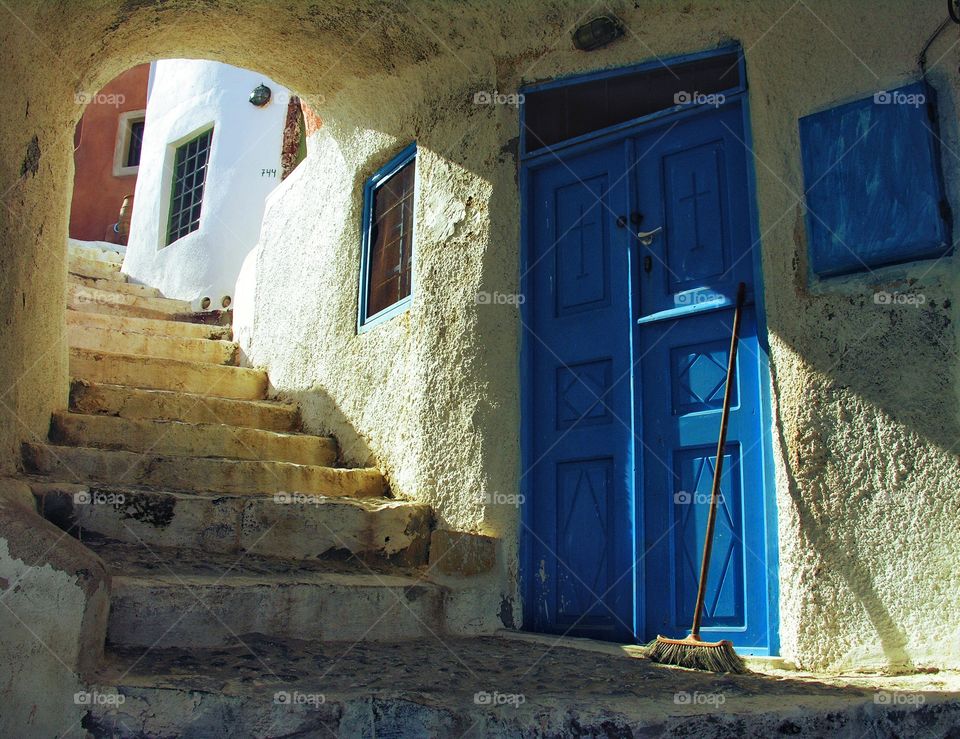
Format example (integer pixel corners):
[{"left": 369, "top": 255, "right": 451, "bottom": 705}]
[{"left": 648, "top": 282, "right": 749, "bottom": 675}]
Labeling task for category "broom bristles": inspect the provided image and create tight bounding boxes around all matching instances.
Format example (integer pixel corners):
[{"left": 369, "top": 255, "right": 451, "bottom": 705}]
[{"left": 647, "top": 635, "right": 748, "bottom": 674}]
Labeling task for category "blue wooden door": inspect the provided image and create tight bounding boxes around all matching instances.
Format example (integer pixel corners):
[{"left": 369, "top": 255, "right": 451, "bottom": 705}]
[
  {"left": 526, "top": 140, "right": 635, "bottom": 641},
  {"left": 524, "top": 101, "right": 773, "bottom": 652},
  {"left": 634, "top": 104, "right": 772, "bottom": 650}
]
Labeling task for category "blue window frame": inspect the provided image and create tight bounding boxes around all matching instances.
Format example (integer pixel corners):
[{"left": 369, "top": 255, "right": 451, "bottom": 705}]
[
  {"left": 358, "top": 142, "right": 417, "bottom": 330},
  {"left": 799, "top": 81, "right": 950, "bottom": 277}
]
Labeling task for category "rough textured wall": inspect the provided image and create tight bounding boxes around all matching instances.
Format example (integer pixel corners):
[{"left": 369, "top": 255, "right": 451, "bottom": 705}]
[
  {"left": 236, "top": 76, "right": 520, "bottom": 620},
  {"left": 0, "top": 0, "right": 958, "bottom": 671},
  {"left": 0, "top": 479, "right": 110, "bottom": 736}
]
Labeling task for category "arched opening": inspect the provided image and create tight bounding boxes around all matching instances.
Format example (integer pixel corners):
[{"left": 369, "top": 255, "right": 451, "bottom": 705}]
[
  {"left": 2, "top": 5, "right": 516, "bottom": 734},
  {"left": 0, "top": 1, "right": 462, "bottom": 478},
  {"left": 68, "top": 59, "right": 315, "bottom": 311}
]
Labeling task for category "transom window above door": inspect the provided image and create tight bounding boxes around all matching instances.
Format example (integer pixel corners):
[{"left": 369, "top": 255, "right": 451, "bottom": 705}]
[
  {"left": 522, "top": 47, "right": 744, "bottom": 155},
  {"left": 358, "top": 142, "right": 417, "bottom": 330},
  {"left": 166, "top": 127, "right": 213, "bottom": 246}
]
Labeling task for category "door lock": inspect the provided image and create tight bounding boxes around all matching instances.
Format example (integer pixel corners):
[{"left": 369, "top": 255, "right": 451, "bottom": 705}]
[{"left": 643, "top": 255, "right": 653, "bottom": 273}]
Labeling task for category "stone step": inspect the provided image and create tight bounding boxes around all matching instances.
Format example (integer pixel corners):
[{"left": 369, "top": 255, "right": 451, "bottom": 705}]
[
  {"left": 69, "top": 273, "right": 160, "bottom": 298},
  {"left": 22, "top": 443, "right": 386, "bottom": 497},
  {"left": 70, "top": 348, "right": 267, "bottom": 400},
  {"left": 68, "top": 242, "right": 124, "bottom": 265},
  {"left": 49, "top": 411, "right": 336, "bottom": 466},
  {"left": 68, "top": 253, "right": 124, "bottom": 281},
  {"left": 69, "top": 380, "right": 300, "bottom": 432},
  {"left": 31, "top": 482, "right": 430, "bottom": 564},
  {"left": 89, "top": 543, "right": 443, "bottom": 647},
  {"left": 67, "top": 308, "right": 232, "bottom": 341},
  {"left": 68, "top": 322, "right": 238, "bottom": 365},
  {"left": 67, "top": 283, "right": 192, "bottom": 321}
]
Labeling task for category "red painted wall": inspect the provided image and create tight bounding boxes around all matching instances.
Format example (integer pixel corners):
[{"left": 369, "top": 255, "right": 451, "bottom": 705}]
[{"left": 69, "top": 64, "right": 150, "bottom": 242}]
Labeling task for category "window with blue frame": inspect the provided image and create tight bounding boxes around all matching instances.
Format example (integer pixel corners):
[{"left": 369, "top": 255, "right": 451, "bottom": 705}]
[
  {"left": 799, "top": 81, "right": 950, "bottom": 277},
  {"left": 359, "top": 143, "right": 417, "bottom": 328}
]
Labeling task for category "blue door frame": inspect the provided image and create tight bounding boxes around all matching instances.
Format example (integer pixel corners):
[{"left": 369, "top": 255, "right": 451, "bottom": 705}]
[{"left": 518, "top": 45, "right": 780, "bottom": 655}]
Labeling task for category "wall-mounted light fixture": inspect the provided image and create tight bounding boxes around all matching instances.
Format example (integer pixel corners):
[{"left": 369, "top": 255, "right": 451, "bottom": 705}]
[
  {"left": 572, "top": 15, "right": 624, "bottom": 51},
  {"left": 249, "top": 84, "right": 272, "bottom": 107}
]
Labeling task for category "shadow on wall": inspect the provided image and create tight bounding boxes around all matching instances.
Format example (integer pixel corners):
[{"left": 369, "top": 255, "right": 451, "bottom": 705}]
[
  {"left": 760, "top": 191, "right": 960, "bottom": 669},
  {"left": 769, "top": 357, "right": 914, "bottom": 672},
  {"left": 282, "top": 384, "right": 376, "bottom": 469}
]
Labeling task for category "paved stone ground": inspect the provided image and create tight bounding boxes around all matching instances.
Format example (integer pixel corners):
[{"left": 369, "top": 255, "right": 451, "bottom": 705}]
[{"left": 84, "top": 634, "right": 960, "bottom": 738}]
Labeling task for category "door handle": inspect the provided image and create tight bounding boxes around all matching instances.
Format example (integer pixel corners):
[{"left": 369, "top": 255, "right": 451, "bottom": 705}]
[{"left": 636, "top": 226, "right": 662, "bottom": 246}]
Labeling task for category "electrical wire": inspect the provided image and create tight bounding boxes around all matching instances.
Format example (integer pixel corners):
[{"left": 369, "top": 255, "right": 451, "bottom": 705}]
[{"left": 918, "top": 14, "right": 953, "bottom": 77}]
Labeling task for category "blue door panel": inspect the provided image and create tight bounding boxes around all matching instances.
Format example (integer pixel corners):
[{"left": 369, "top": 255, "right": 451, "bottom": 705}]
[
  {"left": 671, "top": 442, "right": 744, "bottom": 628},
  {"left": 554, "top": 178, "right": 611, "bottom": 315},
  {"left": 527, "top": 142, "right": 634, "bottom": 641},
  {"left": 662, "top": 142, "right": 730, "bottom": 293},
  {"left": 555, "top": 457, "right": 614, "bottom": 624},
  {"left": 640, "top": 106, "right": 752, "bottom": 316},
  {"left": 670, "top": 338, "right": 738, "bottom": 415},
  {"left": 640, "top": 303, "right": 768, "bottom": 649}
]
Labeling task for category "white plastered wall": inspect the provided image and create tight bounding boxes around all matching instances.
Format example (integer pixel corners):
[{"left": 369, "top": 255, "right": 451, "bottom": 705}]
[{"left": 123, "top": 59, "right": 289, "bottom": 308}]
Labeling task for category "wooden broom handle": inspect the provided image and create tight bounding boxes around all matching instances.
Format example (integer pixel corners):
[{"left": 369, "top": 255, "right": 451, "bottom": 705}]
[{"left": 690, "top": 282, "right": 746, "bottom": 639}]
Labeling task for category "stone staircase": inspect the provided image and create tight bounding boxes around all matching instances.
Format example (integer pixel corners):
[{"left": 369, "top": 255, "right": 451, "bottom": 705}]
[{"left": 24, "top": 244, "right": 445, "bottom": 657}]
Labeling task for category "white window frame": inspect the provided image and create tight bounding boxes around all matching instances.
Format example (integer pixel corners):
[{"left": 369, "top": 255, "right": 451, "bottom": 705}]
[
  {"left": 157, "top": 123, "right": 215, "bottom": 249},
  {"left": 113, "top": 109, "right": 146, "bottom": 177}
]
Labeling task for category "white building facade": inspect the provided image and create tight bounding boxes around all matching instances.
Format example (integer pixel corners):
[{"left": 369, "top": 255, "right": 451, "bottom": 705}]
[{"left": 123, "top": 59, "right": 290, "bottom": 309}]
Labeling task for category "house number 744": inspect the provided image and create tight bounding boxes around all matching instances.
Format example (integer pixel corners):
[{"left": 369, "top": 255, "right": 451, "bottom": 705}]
[{"left": 261, "top": 168, "right": 277, "bottom": 178}]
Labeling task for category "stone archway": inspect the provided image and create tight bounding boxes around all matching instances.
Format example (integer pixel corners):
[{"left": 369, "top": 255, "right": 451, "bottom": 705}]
[{"left": 0, "top": 0, "right": 476, "bottom": 475}]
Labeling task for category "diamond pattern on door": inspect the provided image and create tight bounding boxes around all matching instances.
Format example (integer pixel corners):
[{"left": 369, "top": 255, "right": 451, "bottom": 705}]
[
  {"left": 671, "top": 445, "right": 744, "bottom": 627},
  {"left": 556, "top": 458, "right": 613, "bottom": 623},
  {"left": 670, "top": 340, "right": 738, "bottom": 415},
  {"left": 556, "top": 359, "right": 613, "bottom": 429}
]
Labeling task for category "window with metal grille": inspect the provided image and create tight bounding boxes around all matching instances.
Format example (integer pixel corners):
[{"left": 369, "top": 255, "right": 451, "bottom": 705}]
[
  {"left": 359, "top": 142, "right": 417, "bottom": 328},
  {"left": 166, "top": 128, "right": 213, "bottom": 245}
]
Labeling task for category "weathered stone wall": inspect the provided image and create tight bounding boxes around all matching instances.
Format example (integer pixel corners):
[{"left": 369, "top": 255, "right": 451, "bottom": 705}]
[
  {"left": 1, "top": 0, "right": 958, "bottom": 671},
  {"left": 0, "top": 479, "right": 110, "bottom": 735}
]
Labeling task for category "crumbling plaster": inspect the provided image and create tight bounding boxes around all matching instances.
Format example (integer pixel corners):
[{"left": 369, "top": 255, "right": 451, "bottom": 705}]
[
  {"left": 0, "top": 0, "right": 958, "bottom": 671},
  {"left": 0, "top": 479, "right": 110, "bottom": 736}
]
